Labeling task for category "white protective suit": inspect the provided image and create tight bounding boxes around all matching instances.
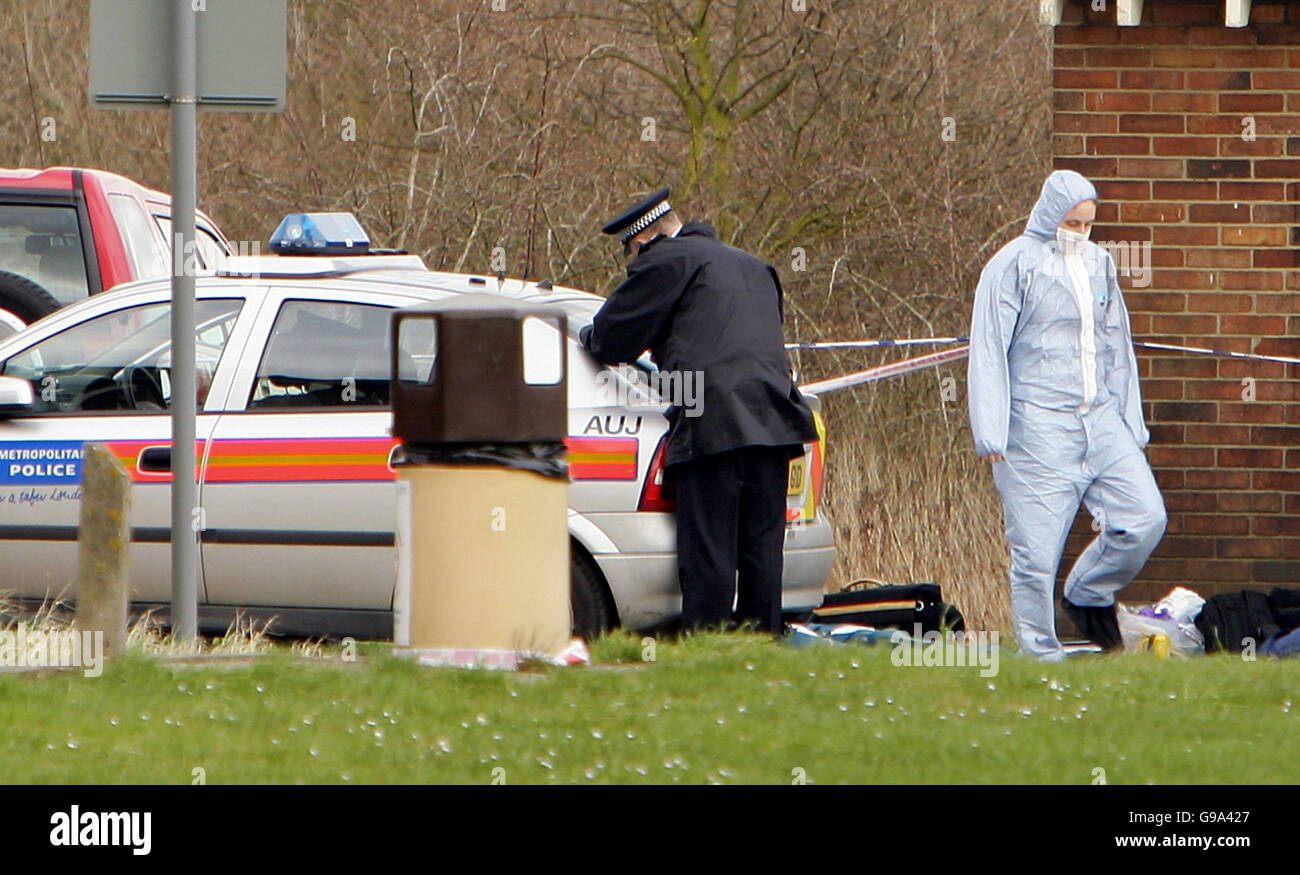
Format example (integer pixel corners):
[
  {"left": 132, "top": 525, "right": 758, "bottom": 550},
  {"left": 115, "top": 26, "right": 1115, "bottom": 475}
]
[{"left": 968, "top": 170, "right": 1167, "bottom": 660}]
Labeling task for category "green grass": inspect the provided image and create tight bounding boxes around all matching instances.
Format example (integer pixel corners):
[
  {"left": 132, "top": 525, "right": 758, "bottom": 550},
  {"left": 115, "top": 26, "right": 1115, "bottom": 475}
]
[{"left": 0, "top": 633, "right": 1297, "bottom": 784}]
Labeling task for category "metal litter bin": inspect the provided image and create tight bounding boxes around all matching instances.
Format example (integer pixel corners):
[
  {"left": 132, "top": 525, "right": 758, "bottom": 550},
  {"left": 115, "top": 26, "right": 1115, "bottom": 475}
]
[{"left": 390, "top": 296, "right": 570, "bottom": 662}]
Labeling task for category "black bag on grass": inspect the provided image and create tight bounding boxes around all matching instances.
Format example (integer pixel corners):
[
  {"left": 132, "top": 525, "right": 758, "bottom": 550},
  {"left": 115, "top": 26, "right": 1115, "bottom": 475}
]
[
  {"left": 1267, "top": 587, "right": 1300, "bottom": 633},
  {"left": 1194, "top": 590, "right": 1280, "bottom": 653},
  {"left": 805, "top": 580, "right": 965, "bottom": 634}
]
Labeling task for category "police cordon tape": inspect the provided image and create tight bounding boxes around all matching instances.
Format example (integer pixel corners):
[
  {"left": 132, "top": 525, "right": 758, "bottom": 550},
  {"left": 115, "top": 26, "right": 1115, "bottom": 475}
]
[
  {"left": 791, "top": 337, "right": 1300, "bottom": 395},
  {"left": 1131, "top": 340, "right": 1300, "bottom": 367},
  {"left": 786, "top": 337, "right": 971, "bottom": 352},
  {"left": 798, "top": 346, "right": 971, "bottom": 395}
]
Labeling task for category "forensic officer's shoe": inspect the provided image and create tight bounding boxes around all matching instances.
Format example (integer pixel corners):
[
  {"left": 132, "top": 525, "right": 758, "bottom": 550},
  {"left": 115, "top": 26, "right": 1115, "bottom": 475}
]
[{"left": 1062, "top": 599, "right": 1123, "bottom": 652}]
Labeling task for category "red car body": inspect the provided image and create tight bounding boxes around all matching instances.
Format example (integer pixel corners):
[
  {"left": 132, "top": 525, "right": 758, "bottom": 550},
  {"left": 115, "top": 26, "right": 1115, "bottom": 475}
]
[{"left": 0, "top": 167, "right": 231, "bottom": 336}]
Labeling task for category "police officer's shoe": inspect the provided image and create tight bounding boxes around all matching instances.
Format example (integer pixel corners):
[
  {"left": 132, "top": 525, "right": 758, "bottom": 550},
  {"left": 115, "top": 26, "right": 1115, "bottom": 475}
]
[{"left": 1062, "top": 598, "right": 1124, "bottom": 652}]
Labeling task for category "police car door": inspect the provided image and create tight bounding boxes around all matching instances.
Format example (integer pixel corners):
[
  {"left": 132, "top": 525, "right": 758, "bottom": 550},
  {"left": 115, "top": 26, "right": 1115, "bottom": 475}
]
[
  {"left": 199, "top": 287, "right": 410, "bottom": 621},
  {"left": 0, "top": 289, "right": 250, "bottom": 607}
]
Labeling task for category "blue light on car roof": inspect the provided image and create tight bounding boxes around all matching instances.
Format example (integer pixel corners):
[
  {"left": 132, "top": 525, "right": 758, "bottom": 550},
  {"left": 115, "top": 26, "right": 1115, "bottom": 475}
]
[{"left": 269, "top": 213, "right": 371, "bottom": 255}]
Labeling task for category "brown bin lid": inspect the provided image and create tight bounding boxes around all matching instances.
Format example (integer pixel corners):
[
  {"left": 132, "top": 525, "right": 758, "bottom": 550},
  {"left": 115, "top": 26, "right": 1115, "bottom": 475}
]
[{"left": 391, "top": 295, "right": 568, "bottom": 444}]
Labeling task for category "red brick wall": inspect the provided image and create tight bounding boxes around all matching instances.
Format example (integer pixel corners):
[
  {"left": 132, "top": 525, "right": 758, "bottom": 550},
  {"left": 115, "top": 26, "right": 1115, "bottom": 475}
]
[{"left": 1053, "top": 0, "right": 1299, "bottom": 603}]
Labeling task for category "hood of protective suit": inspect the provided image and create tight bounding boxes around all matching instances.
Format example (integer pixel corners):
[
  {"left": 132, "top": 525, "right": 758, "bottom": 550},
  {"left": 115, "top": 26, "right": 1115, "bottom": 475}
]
[
  {"left": 1024, "top": 170, "right": 1098, "bottom": 241},
  {"left": 967, "top": 167, "right": 1149, "bottom": 460}
]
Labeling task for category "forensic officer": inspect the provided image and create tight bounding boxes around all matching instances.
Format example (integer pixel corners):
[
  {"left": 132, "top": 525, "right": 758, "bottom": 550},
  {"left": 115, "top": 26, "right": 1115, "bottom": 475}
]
[
  {"left": 968, "top": 169, "right": 1167, "bottom": 660},
  {"left": 580, "top": 188, "right": 818, "bottom": 633}
]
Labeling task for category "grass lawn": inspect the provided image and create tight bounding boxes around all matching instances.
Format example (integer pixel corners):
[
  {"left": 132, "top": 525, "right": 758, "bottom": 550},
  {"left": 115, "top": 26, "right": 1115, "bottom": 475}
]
[{"left": 0, "top": 632, "right": 1296, "bottom": 784}]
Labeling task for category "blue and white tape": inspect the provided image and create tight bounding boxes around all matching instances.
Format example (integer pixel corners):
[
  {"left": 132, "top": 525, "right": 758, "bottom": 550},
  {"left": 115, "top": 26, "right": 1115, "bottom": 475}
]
[
  {"left": 791, "top": 336, "right": 1298, "bottom": 395},
  {"left": 790, "top": 336, "right": 1300, "bottom": 366}
]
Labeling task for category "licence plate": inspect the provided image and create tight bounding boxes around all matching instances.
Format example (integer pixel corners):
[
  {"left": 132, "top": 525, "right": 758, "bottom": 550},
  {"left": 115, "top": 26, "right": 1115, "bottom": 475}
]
[{"left": 787, "top": 458, "right": 806, "bottom": 495}]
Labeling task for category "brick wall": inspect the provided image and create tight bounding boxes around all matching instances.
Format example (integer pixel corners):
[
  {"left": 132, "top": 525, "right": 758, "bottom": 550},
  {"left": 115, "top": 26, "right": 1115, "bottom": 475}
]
[{"left": 1052, "top": 0, "right": 1299, "bottom": 605}]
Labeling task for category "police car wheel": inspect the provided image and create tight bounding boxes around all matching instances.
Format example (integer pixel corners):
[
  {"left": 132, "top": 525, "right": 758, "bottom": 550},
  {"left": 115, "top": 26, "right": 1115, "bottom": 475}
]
[
  {"left": 0, "top": 271, "right": 62, "bottom": 337},
  {"left": 571, "top": 549, "right": 616, "bottom": 641}
]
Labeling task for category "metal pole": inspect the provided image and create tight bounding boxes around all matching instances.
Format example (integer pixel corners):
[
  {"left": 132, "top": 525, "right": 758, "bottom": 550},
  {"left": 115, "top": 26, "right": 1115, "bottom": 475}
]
[{"left": 169, "top": 0, "right": 198, "bottom": 641}]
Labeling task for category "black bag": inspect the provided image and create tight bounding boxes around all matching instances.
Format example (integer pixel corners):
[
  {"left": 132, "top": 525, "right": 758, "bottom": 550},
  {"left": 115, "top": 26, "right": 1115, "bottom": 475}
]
[
  {"left": 1194, "top": 590, "right": 1280, "bottom": 653},
  {"left": 1267, "top": 587, "right": 1300, "bottom": 633},
  {"left": 805, "top": 580, "right": 965, "bottom": 634}
]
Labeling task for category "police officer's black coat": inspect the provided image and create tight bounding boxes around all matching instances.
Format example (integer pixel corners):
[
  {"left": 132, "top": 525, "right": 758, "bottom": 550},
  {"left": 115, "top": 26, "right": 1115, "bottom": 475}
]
[{"left": 583, "top": 222, "right": 818, "bottom": 467}]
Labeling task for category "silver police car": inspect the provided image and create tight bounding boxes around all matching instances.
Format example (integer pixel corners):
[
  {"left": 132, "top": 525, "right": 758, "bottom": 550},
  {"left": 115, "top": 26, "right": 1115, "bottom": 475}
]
[{"left": 0, "top": 220, "right": 834, "bottom": 639}]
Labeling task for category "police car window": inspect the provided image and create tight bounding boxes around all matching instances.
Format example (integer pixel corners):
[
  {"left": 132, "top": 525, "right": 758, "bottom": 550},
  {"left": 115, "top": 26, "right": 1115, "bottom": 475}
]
[
  {"left": 1, "top": 299, "right": 242, "bottom": 414},
  {"left": 250, "top": 300, "right": 393, "bottom": 409}
]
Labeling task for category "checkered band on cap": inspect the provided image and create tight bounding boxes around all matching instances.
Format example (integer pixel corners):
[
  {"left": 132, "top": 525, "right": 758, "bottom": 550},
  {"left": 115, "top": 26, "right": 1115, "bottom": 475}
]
[{"left": 620, "top": 200, "right": 672, "bottom": 244}]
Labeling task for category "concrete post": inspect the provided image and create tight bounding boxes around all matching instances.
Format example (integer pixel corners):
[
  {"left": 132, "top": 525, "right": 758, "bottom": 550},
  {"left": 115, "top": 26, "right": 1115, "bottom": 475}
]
[{"left": 75, "top": 443, "right": 131, "bottom": 657}]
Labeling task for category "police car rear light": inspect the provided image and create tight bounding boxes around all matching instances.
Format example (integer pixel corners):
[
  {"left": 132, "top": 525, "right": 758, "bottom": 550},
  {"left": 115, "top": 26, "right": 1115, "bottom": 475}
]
[
  {"left": 636, "top": 435, "right": 675, "bottom": 512},
  {"left": 788, "top": 411, "right": 827, "bottom": 525},
  {"left": 269, "top": 212, "right": 371, "bottom": 255},
  {"left": 810, "top": 418, "right": 826, "bottom": 515}
]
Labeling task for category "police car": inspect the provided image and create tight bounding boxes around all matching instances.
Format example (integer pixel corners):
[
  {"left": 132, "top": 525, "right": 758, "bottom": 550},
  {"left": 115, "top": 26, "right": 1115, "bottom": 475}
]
[{"left": 0, "top": 214, "right": 834, "bottom": 639}]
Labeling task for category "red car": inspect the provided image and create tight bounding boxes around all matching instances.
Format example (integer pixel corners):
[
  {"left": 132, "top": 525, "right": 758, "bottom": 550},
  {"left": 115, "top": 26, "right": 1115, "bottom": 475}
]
[{"left": 0, "top": 167, "right": 231, "bottom": 339}]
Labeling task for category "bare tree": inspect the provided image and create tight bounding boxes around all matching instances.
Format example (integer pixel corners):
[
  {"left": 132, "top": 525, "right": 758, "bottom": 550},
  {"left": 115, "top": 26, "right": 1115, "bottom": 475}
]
[{"left": 0, "top": 0, "right": 1051, "bottom": 628}]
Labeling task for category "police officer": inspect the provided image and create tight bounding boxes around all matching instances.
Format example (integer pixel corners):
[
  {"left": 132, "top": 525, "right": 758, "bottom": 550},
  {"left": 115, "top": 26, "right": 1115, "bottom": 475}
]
[{"left": 580, "top": 188, "right": 818, "bottom": 633}]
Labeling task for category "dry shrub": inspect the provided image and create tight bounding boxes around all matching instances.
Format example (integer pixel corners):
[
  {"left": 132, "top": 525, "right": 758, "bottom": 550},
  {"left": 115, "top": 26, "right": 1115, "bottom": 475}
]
[
  {"left": 127, "top": 612, "right": 325, "bottom": 659},
  {"left": 0, "top": 0, "right": 1050, "bottom": 637},
  {"left": 818, "top": 368, "right": 1013, "bottom": 634},
  {"left": 0, "top": 592, "right": 74, "bottom": 635},
  {"left": 0, "top": 594, "right": 319, "bottom": 659}
]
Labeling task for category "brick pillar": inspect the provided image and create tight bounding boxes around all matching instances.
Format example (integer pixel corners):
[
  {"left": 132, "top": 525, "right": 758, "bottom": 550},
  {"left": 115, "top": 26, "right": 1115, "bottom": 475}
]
[{"left": 1053, "top": 0, "right": 1300, "bottom": 602}]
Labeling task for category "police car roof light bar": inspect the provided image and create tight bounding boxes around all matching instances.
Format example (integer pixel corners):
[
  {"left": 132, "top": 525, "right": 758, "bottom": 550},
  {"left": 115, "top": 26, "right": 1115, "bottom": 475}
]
[{"left": 269, "top": 212, "right": 371, "bottom": 255}]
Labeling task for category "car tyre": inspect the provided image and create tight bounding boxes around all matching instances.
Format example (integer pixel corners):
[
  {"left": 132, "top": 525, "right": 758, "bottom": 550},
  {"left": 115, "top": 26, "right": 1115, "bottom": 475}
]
[
  {"left": 0, "top": 271, "right": 61, "bottom": 339},
  {"left": 571, "top": 547, "right": 616, "bottom": 642}
]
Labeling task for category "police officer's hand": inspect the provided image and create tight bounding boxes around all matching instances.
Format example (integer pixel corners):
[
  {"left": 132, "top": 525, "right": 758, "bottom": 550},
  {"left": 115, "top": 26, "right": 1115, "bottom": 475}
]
[{"left": 981, "top": 452, "right": 1005, "bottom": 463}]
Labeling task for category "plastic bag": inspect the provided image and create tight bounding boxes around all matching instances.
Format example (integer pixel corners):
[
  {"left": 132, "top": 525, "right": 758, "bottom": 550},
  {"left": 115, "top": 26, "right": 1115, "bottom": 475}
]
[
  {"left": 1154, "top": 586, "right": 1206, "bottom": 624},
  {"left": 393, "top": 441, "right": 568, "bottom": 479},
  {"left": 786, "top": 622, "right": 897, "bottom": 648},
  {"left": 1117, "top": 604, "right": 1204, "bottom": 656}
]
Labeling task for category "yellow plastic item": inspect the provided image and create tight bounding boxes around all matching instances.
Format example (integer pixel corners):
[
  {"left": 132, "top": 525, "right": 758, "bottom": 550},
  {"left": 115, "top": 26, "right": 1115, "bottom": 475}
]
[{"left": 1141, "top": 633, "right": 1171, "bottom": 659}]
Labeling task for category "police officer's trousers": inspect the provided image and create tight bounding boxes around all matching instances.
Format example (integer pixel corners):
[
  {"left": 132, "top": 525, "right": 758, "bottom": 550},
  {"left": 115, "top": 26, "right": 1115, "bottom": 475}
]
[{"left": 672, "top": 445, "right": 794, "bottom": 633}]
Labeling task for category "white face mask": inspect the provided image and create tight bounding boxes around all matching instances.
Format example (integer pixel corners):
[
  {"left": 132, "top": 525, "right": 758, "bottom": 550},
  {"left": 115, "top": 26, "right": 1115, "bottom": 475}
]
[{"left": 1056, "top": 225, "right": 1090, "bottom": 254}]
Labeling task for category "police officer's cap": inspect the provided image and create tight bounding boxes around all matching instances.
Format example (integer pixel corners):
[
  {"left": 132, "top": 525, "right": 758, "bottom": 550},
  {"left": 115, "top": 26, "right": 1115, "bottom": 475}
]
[{"left": 601, "top": 187, "right": 672, "bottom": 245}]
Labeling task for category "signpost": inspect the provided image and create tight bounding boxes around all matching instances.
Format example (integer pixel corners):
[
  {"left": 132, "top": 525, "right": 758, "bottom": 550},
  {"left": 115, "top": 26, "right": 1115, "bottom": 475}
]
[{"left": 89, "top": 0, "right": 286, "bottom": 641}]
